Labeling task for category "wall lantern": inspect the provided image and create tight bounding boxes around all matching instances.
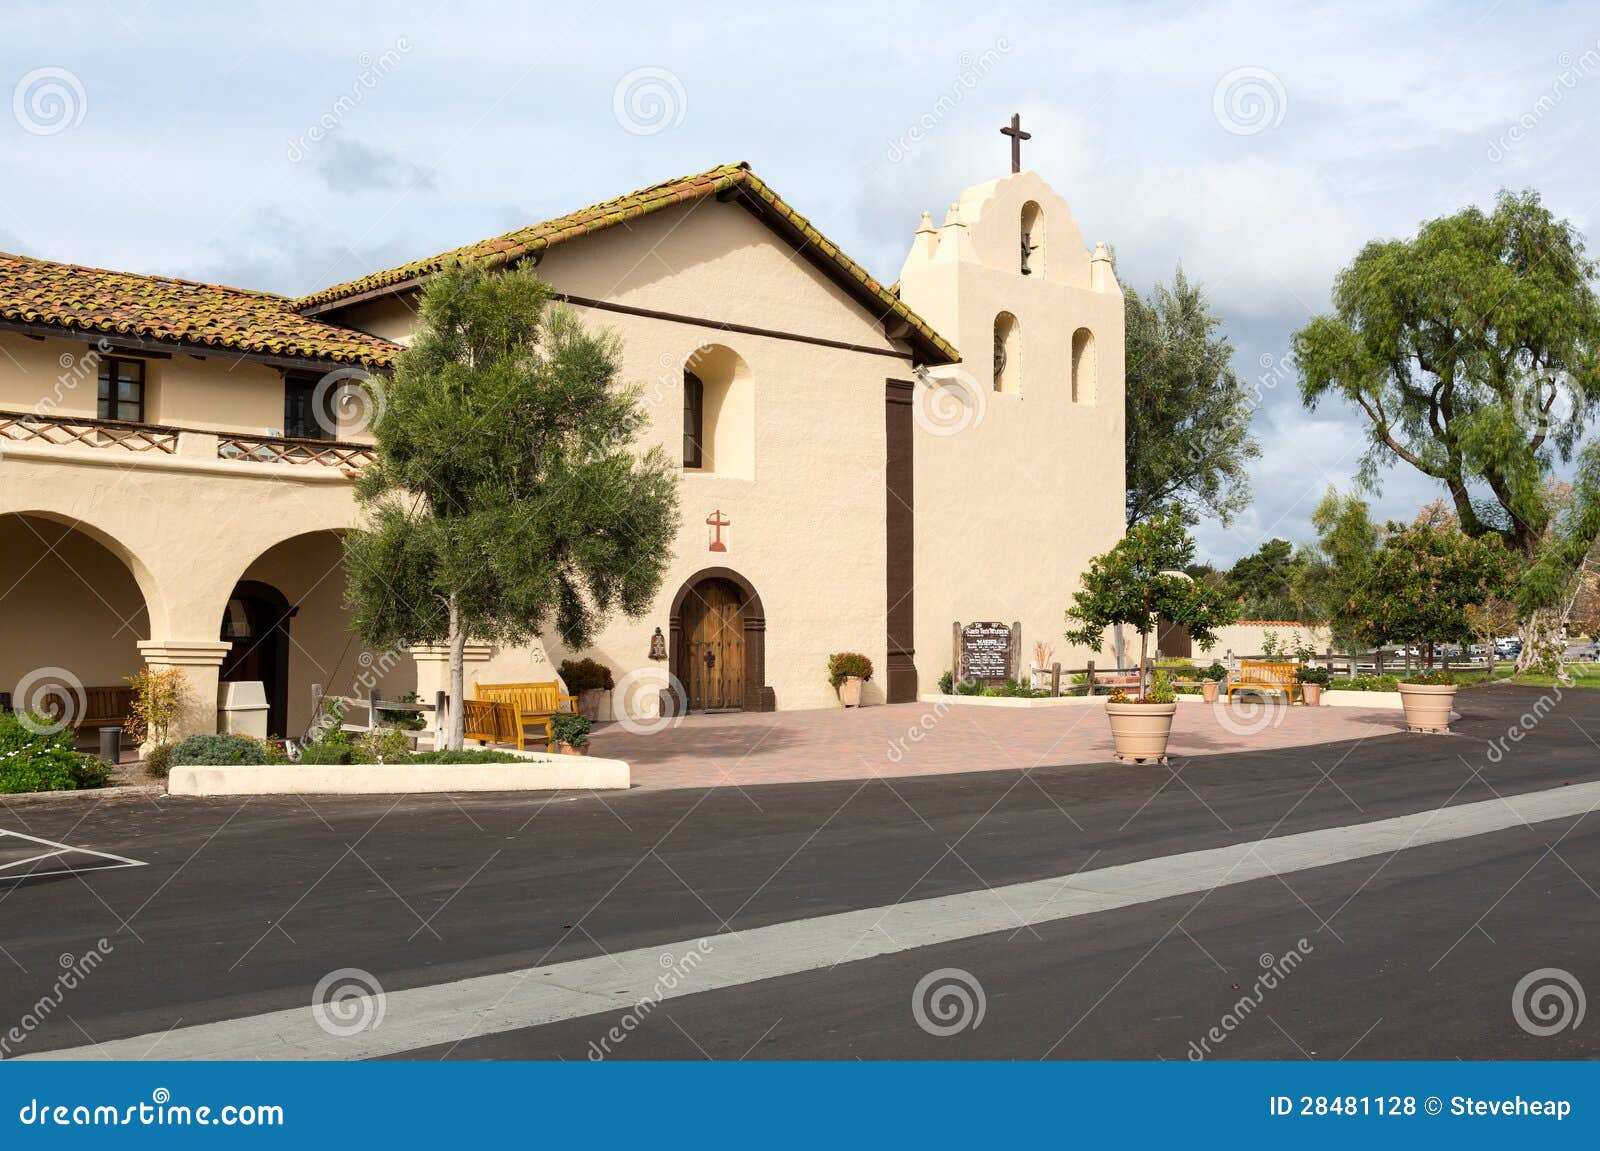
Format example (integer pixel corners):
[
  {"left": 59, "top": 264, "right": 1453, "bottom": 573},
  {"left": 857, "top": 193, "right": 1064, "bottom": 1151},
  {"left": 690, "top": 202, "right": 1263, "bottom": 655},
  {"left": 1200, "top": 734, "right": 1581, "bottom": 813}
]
[{"left": 648, "top": 627, "right": 668, "bottom": 661}]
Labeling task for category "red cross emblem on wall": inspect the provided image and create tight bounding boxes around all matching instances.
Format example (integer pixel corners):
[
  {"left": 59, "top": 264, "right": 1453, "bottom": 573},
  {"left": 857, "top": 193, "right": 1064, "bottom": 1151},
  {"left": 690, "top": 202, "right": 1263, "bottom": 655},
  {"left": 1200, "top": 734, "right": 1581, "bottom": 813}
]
[{"left": 706, "top": 509, "right": 729, "bottom": 553}]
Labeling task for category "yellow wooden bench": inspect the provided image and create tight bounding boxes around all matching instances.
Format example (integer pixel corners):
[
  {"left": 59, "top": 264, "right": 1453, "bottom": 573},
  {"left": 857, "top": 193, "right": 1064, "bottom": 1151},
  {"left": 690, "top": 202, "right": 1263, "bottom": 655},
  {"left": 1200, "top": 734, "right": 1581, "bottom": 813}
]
[
  {"left": 1226, "top": 661, "right": 1302, "bottom": 704},
  {"left": 462, "top": 699, "right": 519, "bottom": 748},
  {"left": 475, "top": 681, "right": 577, "bottom": 751}
]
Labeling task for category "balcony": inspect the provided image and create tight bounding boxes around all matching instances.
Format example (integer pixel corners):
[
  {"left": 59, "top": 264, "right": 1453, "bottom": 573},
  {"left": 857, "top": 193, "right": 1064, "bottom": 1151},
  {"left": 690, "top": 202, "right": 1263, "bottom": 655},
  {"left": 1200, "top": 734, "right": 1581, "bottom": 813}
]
[{"left": 0, "top": 410, "right": 374, "bottom": 475}]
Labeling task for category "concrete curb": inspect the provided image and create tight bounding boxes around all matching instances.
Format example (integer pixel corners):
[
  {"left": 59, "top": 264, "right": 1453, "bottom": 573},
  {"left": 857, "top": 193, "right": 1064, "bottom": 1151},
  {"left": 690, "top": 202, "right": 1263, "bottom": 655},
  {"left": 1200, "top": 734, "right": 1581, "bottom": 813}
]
[{"left": 166, "top": 755, "right": 630, "bottom": 796}]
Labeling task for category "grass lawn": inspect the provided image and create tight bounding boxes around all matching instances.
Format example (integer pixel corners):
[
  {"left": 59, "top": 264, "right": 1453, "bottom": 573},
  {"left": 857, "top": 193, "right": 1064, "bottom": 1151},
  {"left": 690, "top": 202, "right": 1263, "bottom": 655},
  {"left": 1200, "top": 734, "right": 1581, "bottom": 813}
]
[{"left": 1462, "top": 663, "right": 1600, "bottom": 690}]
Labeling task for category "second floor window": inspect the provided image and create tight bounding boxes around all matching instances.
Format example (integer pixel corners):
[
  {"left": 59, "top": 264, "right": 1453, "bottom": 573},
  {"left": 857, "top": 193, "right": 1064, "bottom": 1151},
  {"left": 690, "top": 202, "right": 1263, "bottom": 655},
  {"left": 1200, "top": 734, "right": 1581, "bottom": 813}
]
[
  {"left": 283, "top": 377, "right": 334, "bottom": 440},
  {"left": 683, "top": 370, "right": 704, "bottom": 468},
  {"left": 97, "top": 357, "right": 144, "bottom": 422}
]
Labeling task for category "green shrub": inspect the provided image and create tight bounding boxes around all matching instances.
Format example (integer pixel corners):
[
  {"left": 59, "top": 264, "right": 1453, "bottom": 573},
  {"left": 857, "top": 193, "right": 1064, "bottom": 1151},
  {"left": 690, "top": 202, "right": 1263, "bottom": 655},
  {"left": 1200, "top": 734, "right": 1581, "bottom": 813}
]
[
  {"left": 170, "top": 733, "right": 269, "bottom": 767},
  {"left": 0, "top": 713, "right": 110, "bottom": 793},
  {"left": 357, "top": 727, "right": 413, "bottom": 764},
  {"left": 977, "top": 678, "right": 1049, "bottom": 698},
  {"left": 1295, "top": 664, "right": 1332, "bottom": 686},
  {"left": 376, "top": 692, "right": 427, "bottom": 732},
  {"left": 1327, "top": 674, "right": 1400, "bottom": 692},
  {"left": 938, "top": 670, "right": 954, "bottom": 695},
  {"left": 297, "top": 740, "right": 353, "bottom": 766},
  {"left": 827, "top": 652, "right": 874, "bottom": 689},
  {"left": 143, "top": 741, "right": 175, "bottom": 779},
  {"left": 550, "top": 712, "right": 592, "bottom": 748},
  {"left": 558, "top": 658, "right": 615, "bottom": 693},
  {"left": 1404, "top": 670, "right": 1457, "bottom": 686},
  {"left": 1145, "top": 670, "right": 1177, "bottom": 704},
  {"left": 1196, "top": 662, "right": 1228, "bottom": 682},
  {"left": 408, "top": 749, "right": 524, "bottom": 764}
]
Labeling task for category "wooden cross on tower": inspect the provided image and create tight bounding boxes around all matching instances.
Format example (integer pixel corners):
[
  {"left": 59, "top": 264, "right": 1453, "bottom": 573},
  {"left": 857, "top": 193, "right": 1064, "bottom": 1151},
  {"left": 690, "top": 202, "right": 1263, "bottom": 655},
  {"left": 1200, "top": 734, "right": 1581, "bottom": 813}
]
[{"left": 1000, "top": 113, "right": 1030, "bottom": 174}]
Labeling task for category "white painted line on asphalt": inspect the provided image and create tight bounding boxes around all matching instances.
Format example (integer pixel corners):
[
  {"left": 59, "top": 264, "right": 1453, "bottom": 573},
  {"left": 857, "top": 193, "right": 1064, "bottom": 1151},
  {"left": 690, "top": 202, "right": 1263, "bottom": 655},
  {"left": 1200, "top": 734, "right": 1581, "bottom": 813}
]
[
  {"left": 0, "top": 828, "right": 147, "bottom": 882},
  {"left": 23, "top": 779, "right": 1600, "bottom": 1061}
]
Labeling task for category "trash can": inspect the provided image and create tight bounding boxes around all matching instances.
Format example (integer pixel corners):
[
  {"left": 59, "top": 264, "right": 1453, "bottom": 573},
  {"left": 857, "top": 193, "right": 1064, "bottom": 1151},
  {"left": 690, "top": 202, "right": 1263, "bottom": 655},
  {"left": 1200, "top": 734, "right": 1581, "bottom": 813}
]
[{"left": 217, "top": 681, "right": 269, "bottom": 740}]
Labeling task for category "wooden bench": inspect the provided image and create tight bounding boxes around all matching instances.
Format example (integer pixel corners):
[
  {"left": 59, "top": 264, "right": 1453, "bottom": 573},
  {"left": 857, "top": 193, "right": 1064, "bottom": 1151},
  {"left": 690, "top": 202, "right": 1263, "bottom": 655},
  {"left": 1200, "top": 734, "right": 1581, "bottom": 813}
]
[
  {"left": 474, "top": 681, "right": 577, "bottom": 751},
  {"left": 24, "top": 685, "right": 134, "bottom": 730},
  {"left": 462, "top": 699, "right": 520, "bottom": 748},
  {"left": 1226, "top": 661, "right": 1302, "bottom": 704}
]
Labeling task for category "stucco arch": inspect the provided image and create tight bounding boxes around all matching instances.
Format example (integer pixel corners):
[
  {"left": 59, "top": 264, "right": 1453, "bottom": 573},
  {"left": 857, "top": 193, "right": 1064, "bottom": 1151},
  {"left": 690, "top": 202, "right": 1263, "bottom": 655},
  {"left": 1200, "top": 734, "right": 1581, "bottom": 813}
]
[
  {"left": 0, "top": 507, "right": 165, "bottom": 634},
  {"left": 667, "top": 566, "right": 773, "bottom": 712},
  {"left": 682, "top": 343, "right": 754, "bottom": 478}
]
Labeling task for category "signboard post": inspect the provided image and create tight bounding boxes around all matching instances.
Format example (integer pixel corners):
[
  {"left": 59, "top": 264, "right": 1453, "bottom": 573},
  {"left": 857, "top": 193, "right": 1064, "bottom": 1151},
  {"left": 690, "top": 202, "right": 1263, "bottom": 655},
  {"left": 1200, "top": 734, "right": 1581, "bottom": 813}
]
[{"left": 957, "top": 621, "right": 1017, "bottom": 685}]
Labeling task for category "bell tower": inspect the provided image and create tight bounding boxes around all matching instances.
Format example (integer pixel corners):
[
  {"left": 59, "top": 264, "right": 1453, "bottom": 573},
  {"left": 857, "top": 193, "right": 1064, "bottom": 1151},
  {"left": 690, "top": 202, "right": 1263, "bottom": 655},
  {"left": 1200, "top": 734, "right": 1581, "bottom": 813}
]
[{"left": 894, "top": 128, "right": 1127, "bottom": 691}]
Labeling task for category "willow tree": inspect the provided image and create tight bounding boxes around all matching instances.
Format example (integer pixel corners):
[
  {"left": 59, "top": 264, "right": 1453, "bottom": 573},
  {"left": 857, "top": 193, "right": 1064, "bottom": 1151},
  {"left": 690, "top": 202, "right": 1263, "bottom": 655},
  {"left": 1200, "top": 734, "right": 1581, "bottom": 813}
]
[
  {"left": 1293, "top": 190, "right": 1600, "bottom": 667},
  {"left": 344, "top": 262, "right": 680, "bottom": 748}
]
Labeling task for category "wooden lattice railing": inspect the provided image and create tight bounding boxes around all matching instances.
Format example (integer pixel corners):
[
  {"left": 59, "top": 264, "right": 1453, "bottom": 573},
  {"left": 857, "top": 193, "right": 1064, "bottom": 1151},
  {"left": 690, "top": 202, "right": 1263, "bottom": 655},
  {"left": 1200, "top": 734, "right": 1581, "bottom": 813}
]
[
  {"left": 216, "top": 435, "right": 375, "bottom": 471},
  {"left": 0, "top": 410, "right": 179, "bottom": 454}
]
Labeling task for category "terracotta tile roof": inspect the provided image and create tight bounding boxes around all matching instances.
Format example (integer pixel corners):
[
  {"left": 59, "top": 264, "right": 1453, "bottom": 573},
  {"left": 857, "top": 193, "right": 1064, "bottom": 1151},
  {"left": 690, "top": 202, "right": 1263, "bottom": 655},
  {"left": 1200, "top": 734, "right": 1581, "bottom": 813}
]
[
  {"left": 294, "top": 162, "right": 958, "bottom": 364},
  {"left": 0, "top": 251, "right": 400, "bottom": 367}
]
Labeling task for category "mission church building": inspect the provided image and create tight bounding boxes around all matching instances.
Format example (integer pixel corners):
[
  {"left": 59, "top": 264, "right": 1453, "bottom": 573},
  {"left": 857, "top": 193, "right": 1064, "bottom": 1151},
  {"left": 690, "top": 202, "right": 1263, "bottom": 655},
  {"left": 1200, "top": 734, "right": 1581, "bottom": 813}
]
[{"left": 0, "top": 126, "right": 1124, "bottom": 740}]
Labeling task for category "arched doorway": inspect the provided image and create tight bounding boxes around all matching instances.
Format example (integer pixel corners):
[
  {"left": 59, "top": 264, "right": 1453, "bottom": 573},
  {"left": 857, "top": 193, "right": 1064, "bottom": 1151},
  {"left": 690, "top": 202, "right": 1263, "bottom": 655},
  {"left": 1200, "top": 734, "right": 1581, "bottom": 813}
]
[
  {"left": 668, "top": 568, "right": 774, "bottom": 713},
  {"left": 218, "top": 580, "right": 292, "bottom": 737}
]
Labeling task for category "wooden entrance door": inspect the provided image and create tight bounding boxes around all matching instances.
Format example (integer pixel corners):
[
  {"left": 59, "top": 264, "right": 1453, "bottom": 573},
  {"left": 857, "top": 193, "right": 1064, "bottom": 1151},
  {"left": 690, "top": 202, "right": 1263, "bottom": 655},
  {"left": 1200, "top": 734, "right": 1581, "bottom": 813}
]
[
  {"left": 682, "top": 579, "right": 746, "bottom": 710},
  {"left": 219, "top": 581, "right": 291, "bottom": 737}
]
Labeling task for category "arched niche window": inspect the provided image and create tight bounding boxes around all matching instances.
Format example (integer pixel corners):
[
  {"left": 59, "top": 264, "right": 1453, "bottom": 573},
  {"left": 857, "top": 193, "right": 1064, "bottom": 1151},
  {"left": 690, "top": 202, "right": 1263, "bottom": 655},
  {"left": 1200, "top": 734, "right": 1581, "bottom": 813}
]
[
  {"left": 1020, "top": 200, "right": 1044, "bottom": 276},
  {"left": 681, "top": 344, "right": 754, "bottom": 477},
  {"left": 993, "top": 312, "right": 1021, "bottom": 394},
  {"left": 1071, "top": 327, "right": 1095, "bottom": 403}
]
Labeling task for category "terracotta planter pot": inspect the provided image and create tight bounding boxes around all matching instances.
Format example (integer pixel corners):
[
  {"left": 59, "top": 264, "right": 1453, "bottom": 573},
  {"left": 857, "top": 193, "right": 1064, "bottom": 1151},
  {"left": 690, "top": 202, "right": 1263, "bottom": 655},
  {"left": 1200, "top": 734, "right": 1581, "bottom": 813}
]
[
  {"left": 838, "top": 676, "right": 864, "bottom": 708},
  {"left": 1105, "top": 701, "right": 1178, "bottom": 764},
  {"left": 1398, "top": 683, "right": 1457, "bottom": 733},
  {"left": 549, "top": 740, "right": 588, "bottom": 756},
  {"left": 1301, "top": 683, "right": 1322, "bottom": 707},
  {"left": 577, "top": 688, "right": 607, "bottom": 721},
  {"left": 1201, "top": 681, "right": 1220, "bottom": 704}
]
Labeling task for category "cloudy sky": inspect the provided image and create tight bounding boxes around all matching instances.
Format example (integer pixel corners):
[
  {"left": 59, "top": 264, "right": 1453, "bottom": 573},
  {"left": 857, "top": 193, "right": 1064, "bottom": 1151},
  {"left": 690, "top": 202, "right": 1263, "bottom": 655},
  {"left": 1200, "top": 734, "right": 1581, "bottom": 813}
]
[{"left": 3, "top": 0, "right": 1596, "bottom": 563}]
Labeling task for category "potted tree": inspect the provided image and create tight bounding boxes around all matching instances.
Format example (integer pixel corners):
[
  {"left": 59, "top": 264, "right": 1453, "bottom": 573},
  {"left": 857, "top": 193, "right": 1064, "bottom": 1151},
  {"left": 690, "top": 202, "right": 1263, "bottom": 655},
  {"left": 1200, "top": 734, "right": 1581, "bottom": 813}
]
[
  {"left": 828, "top": 653, "right": 874, "bottom": 708},
  {"left": 549, "top": 712, "right": 592, "bottom": 755},
  {"left": 559, "top": 658, "right": 615, "bottom": 720},
  {"left": 1342, "top": 512, "right": 1514, "bottom": 734},
  {"left": 1295, "top": 663, "right": 1330, "bottom": 706},
  {"left": 1065, "top": 512, "right": 1236, "bottom": 764}
]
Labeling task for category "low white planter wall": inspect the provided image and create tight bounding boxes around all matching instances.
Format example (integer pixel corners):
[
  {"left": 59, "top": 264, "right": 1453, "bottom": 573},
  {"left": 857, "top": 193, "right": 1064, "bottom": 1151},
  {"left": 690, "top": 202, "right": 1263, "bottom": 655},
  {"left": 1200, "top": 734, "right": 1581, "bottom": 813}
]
[
  {"left": 168, "top": 754, "right": 630, "bottom": 796},
  {"left": 1323, "top": 690, "right": 1403, "bottom": 710},
  {"left": 917, "top": 693, "right": 1102, "bottom": 709}
]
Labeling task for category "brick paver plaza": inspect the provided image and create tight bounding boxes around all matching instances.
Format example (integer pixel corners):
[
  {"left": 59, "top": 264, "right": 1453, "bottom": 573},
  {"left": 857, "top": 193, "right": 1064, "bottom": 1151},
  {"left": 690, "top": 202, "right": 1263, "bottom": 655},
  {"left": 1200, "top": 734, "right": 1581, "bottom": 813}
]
[{"left": 589, "top": 699, "right": 1405, "bottom": 791}]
